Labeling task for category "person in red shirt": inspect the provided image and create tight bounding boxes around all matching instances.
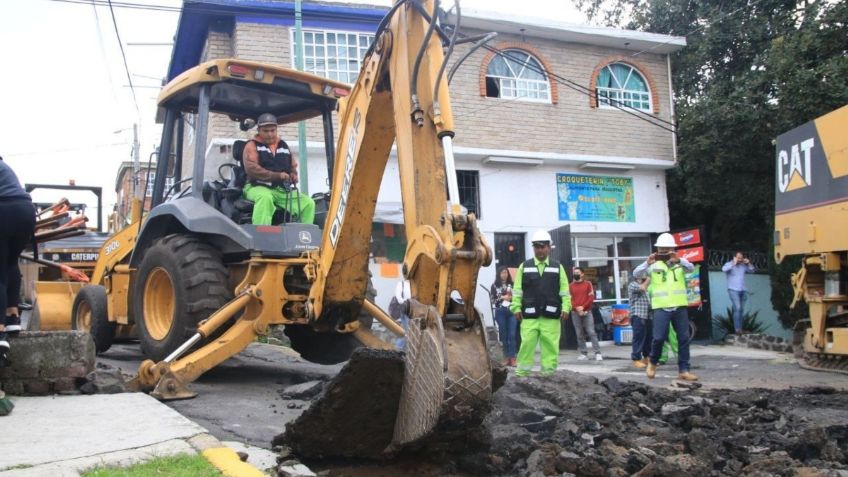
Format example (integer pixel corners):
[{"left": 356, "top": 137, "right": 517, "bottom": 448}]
[{"left": 569, "top": 267, "right": 602, "bottom": 361}]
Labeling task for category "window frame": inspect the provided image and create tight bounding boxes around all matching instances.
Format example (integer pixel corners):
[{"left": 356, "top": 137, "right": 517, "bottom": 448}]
[
  {"left": 572, "top": 234, "right": 651, "bottom": 304},
  {"left": 595, "top": 63, "right": 653, "bottom": 113},
  {"left": 456, "top": 169, "right": 481, "bottom": 219},
  {"left": 290, "top": 28, "right": 375, "bottom": 84},
  {"left": 485, "top": 49, "right": 551, "bottom": 103}
]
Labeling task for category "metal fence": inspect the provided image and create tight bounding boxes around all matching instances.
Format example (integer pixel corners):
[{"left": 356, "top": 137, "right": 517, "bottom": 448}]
[{"left": 707, "top": 249, "right": 769, "bottom": 272}]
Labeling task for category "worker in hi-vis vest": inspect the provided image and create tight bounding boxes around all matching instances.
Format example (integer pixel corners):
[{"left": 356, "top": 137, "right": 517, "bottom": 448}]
[
  {"left": 510, "top": 230, "right": 572, "bottom": 376},
  {"left": 633, "top": 232, "right": 698, "bottom": 381}
]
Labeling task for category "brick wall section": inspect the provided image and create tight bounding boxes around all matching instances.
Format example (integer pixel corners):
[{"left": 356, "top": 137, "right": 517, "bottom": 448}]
[
  {"left": 197, "top": 20, "right": 676, "bottom": 164},
  {"left": 449, "top": 28, "right": 675, "bottom": 161},
  {"left": 588, "top": 54, "right": 661, "bottom": 113}
]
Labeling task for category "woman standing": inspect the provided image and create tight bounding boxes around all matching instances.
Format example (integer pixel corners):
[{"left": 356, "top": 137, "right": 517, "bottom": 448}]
[
  {"left": 0, "top": 157, "right": 35, "bottom": 366},
  {"left": 490, "top": 267, "right": 517, "bottom": 367}
]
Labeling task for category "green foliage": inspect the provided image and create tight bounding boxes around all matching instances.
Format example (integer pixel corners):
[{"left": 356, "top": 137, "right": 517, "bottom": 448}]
[
  {"left": 573, "top": 0, "right": 848, "bottom": 251},
  {"left": 712, "top": 307, "right": 770, "bottom": 337},
  {"left": 82, "top": 454, "right": 222, "bottom": 477},
  {"left": 769, "top": 254, "right": 809, "bottom": 329}
]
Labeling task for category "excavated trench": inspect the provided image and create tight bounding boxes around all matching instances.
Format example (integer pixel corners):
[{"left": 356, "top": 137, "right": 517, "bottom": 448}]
[{"left": 276, "top": 365, "right": 848, "bottom": 477}]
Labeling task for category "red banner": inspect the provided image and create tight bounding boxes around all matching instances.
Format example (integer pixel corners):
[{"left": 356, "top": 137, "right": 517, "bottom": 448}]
[
  {"left": 674, "top": 229, "right": 701, "bottom": 247},
  {"left": 677, "top": 245, "right": 704, "bottom": 263}
]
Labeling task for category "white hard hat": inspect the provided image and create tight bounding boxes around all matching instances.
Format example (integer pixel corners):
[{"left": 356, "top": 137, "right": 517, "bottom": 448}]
[
  {"left": 531, "top": 229, "right": 552, "bottom": 244},
  {"left": 654, "top": 232, "right": 677, "bottom": 248}
]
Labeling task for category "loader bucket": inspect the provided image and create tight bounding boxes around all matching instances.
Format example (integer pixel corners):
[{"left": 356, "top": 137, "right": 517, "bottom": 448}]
[{"left": 30, "top": 281, "right": 85, "bottom": 331}]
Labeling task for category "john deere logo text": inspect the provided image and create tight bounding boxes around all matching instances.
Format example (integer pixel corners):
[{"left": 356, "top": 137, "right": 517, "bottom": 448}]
[
  {"left": 329, "top": 109, "right": 361, "bottom": 248},
  {"left": 778, "top": 137, "right": 815, "bottom": 193}
]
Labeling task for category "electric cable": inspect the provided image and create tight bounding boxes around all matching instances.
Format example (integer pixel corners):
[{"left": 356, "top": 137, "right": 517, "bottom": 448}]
[{"left": 106, "top": 0, "right": 140, "bottom": 116}]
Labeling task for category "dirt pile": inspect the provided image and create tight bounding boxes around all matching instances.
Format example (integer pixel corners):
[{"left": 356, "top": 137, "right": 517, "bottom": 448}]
[{"left": 279, "top": 369, "right": 848, "bottom": 476}]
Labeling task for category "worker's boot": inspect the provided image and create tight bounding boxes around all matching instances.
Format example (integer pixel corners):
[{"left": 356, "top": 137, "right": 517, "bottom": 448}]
[
  {"left": 678, "top": 371, "right": 699, "bottom": 381},
  {"left": 4, "top": 315, "right": 21, "bottom": 334},
  {"left": 633, "top": 358, "right": 648, "bottom": 369},
  {"left": 646, "top": 362, "right": 657, "bottom": 379}
]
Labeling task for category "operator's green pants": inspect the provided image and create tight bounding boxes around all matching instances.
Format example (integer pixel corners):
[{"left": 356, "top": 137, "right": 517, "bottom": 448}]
[
  {"left": 659, "top": 326, "right": 678, "bottom": 364},
  {"left": 516, "top": 318, "right": 561, "bottom": 376},
  {"left": 244, "top": 183, "right": 315, "bottom": 225}
]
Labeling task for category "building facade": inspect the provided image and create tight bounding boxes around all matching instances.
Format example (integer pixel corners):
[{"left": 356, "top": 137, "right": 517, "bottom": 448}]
[{"left": 164, "top": 1, "right": 685, "bottom": 321}]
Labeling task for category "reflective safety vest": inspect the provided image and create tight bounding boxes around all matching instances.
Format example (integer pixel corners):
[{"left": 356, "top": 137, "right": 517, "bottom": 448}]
[
  {"left": 648, "top": 260, "right": 688, "bottom": 309},
  {"left": 250, "top": 139, "right": 292, "bottom": 187},
  {"left": 520, "top": 258, "right": 562, "bottom": 319}
]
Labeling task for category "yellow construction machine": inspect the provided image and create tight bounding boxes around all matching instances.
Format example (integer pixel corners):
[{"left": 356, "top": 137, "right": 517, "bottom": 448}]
[
  {"left": 57, "top": 0, "right": 494, "bottom": 451},
  {"left": 774, "top": 105, "right": 848, "bottom": 372}
]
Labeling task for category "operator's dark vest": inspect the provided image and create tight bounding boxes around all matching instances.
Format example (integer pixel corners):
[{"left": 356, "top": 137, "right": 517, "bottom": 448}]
[
  {"left": 520, "top": 258, "right": 562, "bottom": 319},
  {"left": 250, "top": 139, "right": 292, "bottom": 186}
]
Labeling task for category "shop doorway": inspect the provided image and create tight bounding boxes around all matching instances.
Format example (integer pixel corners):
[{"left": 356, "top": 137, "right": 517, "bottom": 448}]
[{"left": 493, "top": 232, "right": 525, "bottom": 269}]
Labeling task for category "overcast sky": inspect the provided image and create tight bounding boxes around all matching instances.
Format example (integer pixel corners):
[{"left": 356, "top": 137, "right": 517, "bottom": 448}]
[{"left": 0, "top": 0, "right": 583, "bottom": 226}]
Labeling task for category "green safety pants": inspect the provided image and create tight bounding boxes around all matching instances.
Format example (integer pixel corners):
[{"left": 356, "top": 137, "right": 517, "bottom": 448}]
[
  {"left": 244, "top": 183, "right": 315, "bottom": 225},
  {"left": 516, "top": 318, "right": 561, "bottom": 376}
]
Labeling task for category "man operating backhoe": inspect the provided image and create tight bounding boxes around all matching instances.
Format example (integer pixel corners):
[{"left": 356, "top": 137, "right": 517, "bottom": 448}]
[{"left": 242, "top": 113, "right": 315, "bottom": 225}]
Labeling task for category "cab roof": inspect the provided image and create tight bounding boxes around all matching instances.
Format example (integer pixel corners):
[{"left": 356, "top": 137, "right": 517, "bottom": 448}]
[{"left": 156, "top": 59, "right": 350, "bottom": 125}]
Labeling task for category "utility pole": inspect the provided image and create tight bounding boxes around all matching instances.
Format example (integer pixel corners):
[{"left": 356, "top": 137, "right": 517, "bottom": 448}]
[
  {"left": 132, "top": 123, "right": 142, "bottom": 200},
  {"left": 295, "top": 0, "right": 308, "bottom": 194}
]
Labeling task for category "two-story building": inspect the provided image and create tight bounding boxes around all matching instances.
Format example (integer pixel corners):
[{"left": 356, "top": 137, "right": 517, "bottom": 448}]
[{"left": 162, "top": 0, "right": 685, "bottom": 322}]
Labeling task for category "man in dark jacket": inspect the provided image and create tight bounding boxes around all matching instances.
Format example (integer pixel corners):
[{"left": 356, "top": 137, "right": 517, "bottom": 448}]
[
  {"left": 242, "top": 113, "right": 315, "bottom": 225},
  {"left": 0, "top": 156, "right": 36, "bottom": 366},
  {"left": 510, "top": 230, "right": 572, "bottom": 376}
]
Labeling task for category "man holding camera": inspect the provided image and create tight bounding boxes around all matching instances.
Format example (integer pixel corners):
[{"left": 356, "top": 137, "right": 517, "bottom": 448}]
[
  {"left": 722, "top": 251, "right": 756, "bottom": 334},
  {"left": 242, "top": 113, "right": 315, "bottom": 225},
  {"left": 633, "top": 233, "right": 697, "bottom": 381}
]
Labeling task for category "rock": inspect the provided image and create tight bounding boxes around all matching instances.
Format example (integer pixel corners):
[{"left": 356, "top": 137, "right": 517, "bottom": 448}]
[
  {"left": 280, "top": 380, "right": 324, "bottom": 400},
  {"left": 277, "top": 463, "right": 317, "bottom": 477},
  {"left": 655, "top": 454, "right": 709, "bottom": 477},
  {"left": 79, "top": 368, "right": 127, "bottom": 394},
  {"left": 556, "top": 451, "right": 581, "bottom": 474},
  {"left": 581, "top": 433, "right": 595, "bottom": 447},
  {"left": 521, "top": 415, "right": 557, "bottom": 433}
]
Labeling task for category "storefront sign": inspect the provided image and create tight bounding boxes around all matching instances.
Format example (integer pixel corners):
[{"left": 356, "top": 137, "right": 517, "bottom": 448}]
[
  {"left": 556, "top": 173, "right": 635, "bottom": 222},
  {"left": 677, "top": 245, "right": 704, "bottom": 263},
  {"left": 673, "top": 228, "right": 701, "bottom": 246}
]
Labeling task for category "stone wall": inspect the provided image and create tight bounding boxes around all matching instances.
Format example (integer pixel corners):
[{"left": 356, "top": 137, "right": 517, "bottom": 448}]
[
  {"left": 724, "top": 333, "right": 794, "bottom": 354},
  {"left": 0, "top": 331, "right": 95, "bottom": 395}
]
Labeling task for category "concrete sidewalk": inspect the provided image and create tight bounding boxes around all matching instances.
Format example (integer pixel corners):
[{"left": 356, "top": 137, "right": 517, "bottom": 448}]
[{"left": 0, "top": 393, "right": 272, "bottom": 476}]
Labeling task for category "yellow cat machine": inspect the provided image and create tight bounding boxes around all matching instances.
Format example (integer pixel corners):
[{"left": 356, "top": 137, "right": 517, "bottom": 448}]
[
  {"left": 774, "top": 105, "right": 848, "bottom": 372},
  {"left": 53, "top": 0, "right": 494, "bottom": 455}
]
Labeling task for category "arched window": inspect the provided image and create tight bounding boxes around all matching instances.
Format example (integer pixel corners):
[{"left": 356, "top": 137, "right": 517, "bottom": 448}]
[
  {"left": 596, "top": 63, "right": 651, "bottom": 111},
  {"left": 485, "top": 49, "right": 550, "bottom": 102}
]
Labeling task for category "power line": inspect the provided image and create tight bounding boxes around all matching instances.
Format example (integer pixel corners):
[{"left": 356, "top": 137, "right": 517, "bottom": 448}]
[{"left": 106, "top": 0, "right": 140, "bottom": 117}]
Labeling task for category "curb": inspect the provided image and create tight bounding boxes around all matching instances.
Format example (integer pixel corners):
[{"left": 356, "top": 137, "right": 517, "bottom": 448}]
[
  {"left": 202, "top": 447, "right": 267, "bottom": 477},
  {"left": 188, "top": 434, "right": 268, "bottom": 476}
]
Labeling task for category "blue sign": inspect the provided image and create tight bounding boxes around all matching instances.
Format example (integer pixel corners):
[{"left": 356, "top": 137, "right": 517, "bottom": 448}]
[{"left": 556, "top": 173, "right": 635, "bottom": 222}]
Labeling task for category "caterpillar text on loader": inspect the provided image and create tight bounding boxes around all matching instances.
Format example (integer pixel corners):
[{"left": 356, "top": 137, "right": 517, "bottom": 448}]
[
  {"left": 774, "top": 105, "right": 848, "bottom": 373},
  {"left": 66, "top": 0, "right": 494, "bottom": 454}
]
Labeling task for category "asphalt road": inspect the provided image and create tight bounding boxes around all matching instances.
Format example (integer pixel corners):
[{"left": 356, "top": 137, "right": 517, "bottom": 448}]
[{"left": 97, "top": 340, "right": 848, "bottom": 451}]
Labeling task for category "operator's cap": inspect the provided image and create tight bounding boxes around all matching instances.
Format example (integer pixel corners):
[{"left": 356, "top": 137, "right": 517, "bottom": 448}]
[{"left": 257, "top": 113, "right": 278, "bottom": 127}]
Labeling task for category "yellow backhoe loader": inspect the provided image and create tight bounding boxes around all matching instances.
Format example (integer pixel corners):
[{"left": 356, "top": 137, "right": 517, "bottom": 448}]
[
  {"left": 774, "top": 105, "right": 848, "bottom": 372},
  {"left": 58, "top": 0, "right": 494, "bottom": 452}
]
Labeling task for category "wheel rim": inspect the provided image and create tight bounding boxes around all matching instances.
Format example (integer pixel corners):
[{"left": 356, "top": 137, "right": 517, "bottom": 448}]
[
  {"left": 76, "top": 301, "right": 92, "bottom": 331},
  {"left": 144, "top": 267, "right": 176, "bottom": 341}
]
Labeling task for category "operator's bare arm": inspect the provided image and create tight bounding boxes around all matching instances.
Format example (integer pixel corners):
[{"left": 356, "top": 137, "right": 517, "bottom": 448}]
[{"left": 243, "top": 141, "right": 290, "bottom": 183}]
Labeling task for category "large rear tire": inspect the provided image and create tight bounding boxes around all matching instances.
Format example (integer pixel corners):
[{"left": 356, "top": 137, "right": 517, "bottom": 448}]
[
  {"left": 132, "top": 234, "right": 232, "bottom": 362},
  {"left": 72, "top": 285, "right": 114, "bottom": 354}
]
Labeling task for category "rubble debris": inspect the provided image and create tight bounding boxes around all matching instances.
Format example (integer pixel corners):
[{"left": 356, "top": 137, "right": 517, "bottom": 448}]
[
  {"left": 79, "top": 365, "right": 128, "bottom": 394},
  {"left": 280, "top": 381, "right": 324, "bottom": 400},
  {"left": 281, "top": 370, "right": 848, "bottom": 477}
]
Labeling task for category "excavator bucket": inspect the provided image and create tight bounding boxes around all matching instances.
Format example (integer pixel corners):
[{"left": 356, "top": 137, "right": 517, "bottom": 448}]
[
  {"left": 30, "top": 281, "right": 84, "bottom": 331},
  {"left": 282, "top": 299, "right": 492, "bottom": 458}
]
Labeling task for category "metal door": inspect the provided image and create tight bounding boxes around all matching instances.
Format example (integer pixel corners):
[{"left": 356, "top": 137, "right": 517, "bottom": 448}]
[{"left": 548, "top": 225, "right": 577, "bottom": 349}]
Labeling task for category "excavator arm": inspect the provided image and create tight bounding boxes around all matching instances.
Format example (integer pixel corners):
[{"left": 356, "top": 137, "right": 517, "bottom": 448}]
[{"left": 305, "top": 0, "right": 494, "bottom": 450}]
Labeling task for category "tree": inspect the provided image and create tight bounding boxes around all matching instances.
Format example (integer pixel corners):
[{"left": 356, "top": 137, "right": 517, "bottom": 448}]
[{"left": 575, "top": 0, "right": 848, "bottom": 327}]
